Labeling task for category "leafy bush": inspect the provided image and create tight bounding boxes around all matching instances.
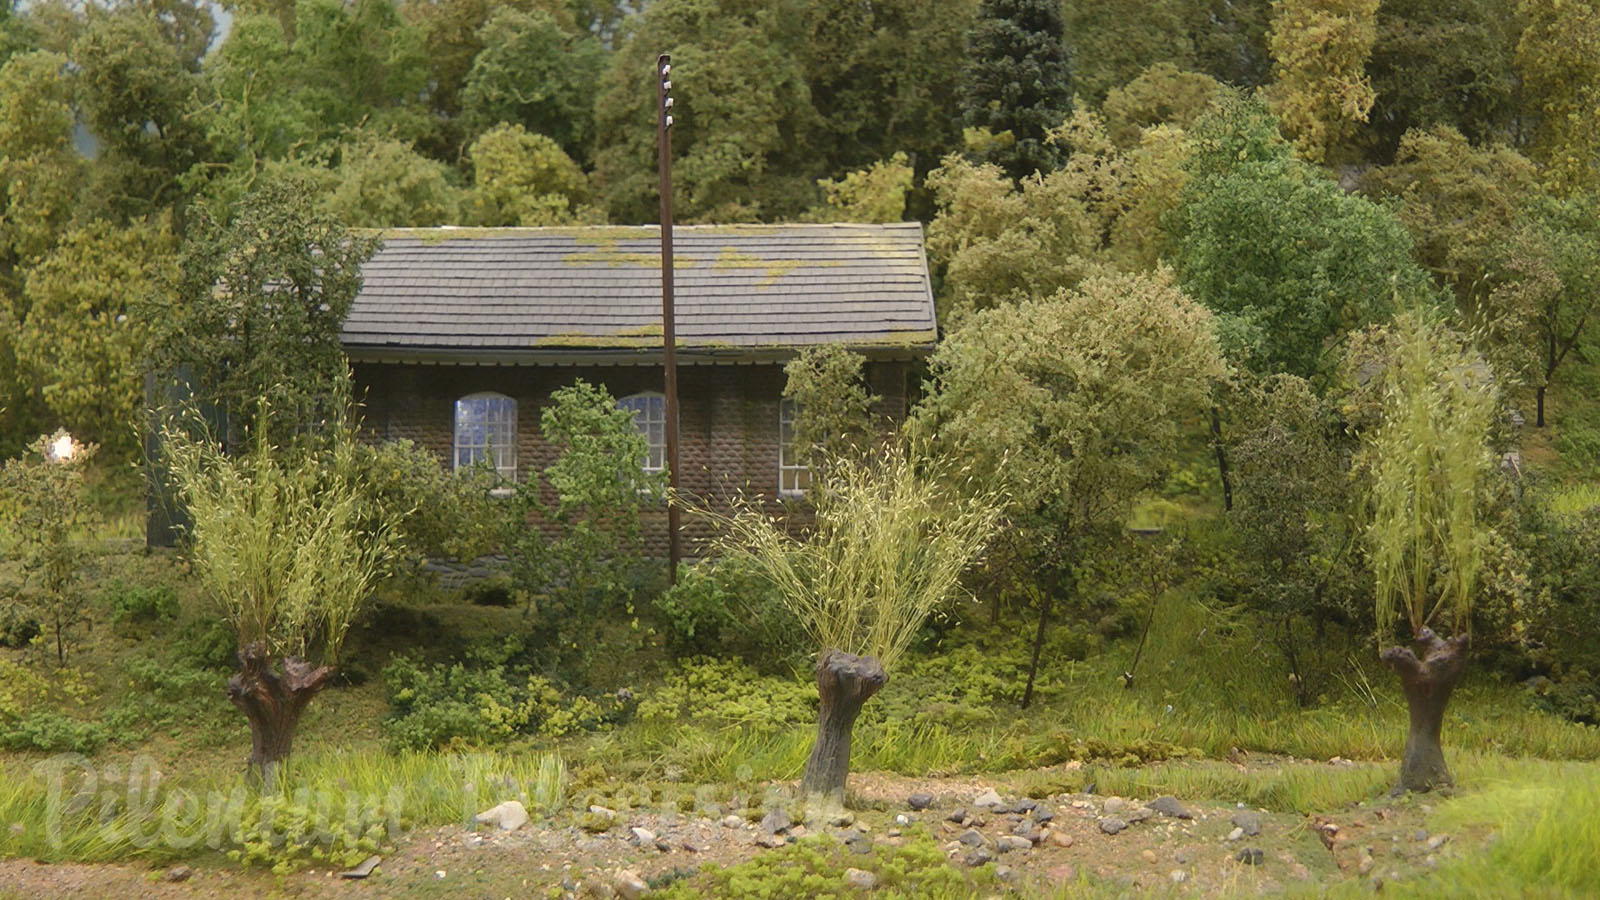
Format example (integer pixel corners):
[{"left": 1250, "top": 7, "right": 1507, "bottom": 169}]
[
  {"left": 0, "top": 604, "right": 41, "bottom": 649},
  {"left": 0, "top": 711, "right": 108, "bottom": 753},
  {"left": 170, "top": 618, "right": 237, "bottom": 670},
  {"left": 382, "top": 655, "right": 610, "bottom": 750},
  {"left": 104, "top": 582, "right": 180, "bottom": 627},
  {"left": 103, "top": 654, "right": 230, "bottom": 743},
  {"left": 635, "top": 657, "right": 815, "bottom": 730},
  {"left": 349, "top": 438, "right": 503, "bottom": 566},
  {"left": 652, "top": 557, "right": 805, "bottom": 667},
  {"left": 655, "top": 832, "right": 992, "bottom": 899},
  {"left": 228, "top": 790, "right": 397, "bottom": 875}
]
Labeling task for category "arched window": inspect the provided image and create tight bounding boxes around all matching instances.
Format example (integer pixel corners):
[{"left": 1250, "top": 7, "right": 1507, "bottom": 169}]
[
  {"left": 617, "top": 392, "right": 666, "bottom": 473},
  {"left": 779, "top": 397, "right": 809, "bottom": 496},
  {"left": 454, "top": 392, "right": 517, "bottom": 480}
]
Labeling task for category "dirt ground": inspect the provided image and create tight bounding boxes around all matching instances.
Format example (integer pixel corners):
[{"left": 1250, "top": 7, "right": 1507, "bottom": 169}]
[{"left": 0, "top": 765, "right": 1451, "bottom": 899}]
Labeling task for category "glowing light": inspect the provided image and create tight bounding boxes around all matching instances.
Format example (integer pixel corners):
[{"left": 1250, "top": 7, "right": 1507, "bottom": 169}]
[{"left": 47, "top": 431, "right": 76, "bottom": 463}]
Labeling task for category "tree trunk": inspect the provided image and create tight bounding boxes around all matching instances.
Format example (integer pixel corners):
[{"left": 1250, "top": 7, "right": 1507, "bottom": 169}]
[
  {"left": 1536, "top": 384, "right": 1546, "bottom": 428},
  {"left": 228, "top": 643, "right": 334, "bottom": 790},
  {"left": 1210, "top": 406, "right": 1233, "bottom": 512},
  {"left": 1022, "top": 586, "right": 1053, "bottom": 709},
  {"left": 1379, "top": 628, "right": 1469, "bottom": 795},
  {"left": 799, "top": 649, "right": 887, "bottom": 808}
]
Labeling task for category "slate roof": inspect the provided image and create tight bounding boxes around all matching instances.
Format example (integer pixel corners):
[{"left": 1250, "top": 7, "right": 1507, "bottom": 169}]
[{"left": 341, "top": 223, "right": 937, "bottom": 364}]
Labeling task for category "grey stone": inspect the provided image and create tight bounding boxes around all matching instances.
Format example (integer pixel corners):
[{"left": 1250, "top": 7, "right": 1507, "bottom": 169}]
[
  {"left": 1235, "top": 848, "right": 1265, "bottom": 866},
  {"left": 761, "top": 808, "right": 793, "bottom": 836},
  {"left": 1227, "top": 827, "right": 1245, "bottom": 841},
  {"left": 844, "top": 868, "right": 878, "bottom": 891},
  {"left": 958, "top": 829, "right": 986, "bottom": 847},
  {"left": 1033, "top": 807, "right": 1055, "bottom": 824},
  {"left": 1170, "top": 869, "right": 1188, "bottom": 883},
  {"left": 846, "top": 835, "right": 873, "bottom": 855},
  {"left": 964, "top": 848, "right": 994, "bottom": 867},
  {"left": 164, "top": 866, "right": 192, "bottom": 883},
  {"left": 908, "top": 793, "right": 934, "bottom": 811},
  {"left": 722, "top": 815, "right": 745, "bottom": 829},
  {"left": 615, "top": 870, "right": 650, "bottom": 900},
  {"left": 1148, "top": 796, "right": 1194, "bottom": 819},
  {"left": 1427, "top": 834, "right": 1449, "bottom": 851},
  {"left": 945, "top": 807, "right": 968, "bottom": 823},
  {"left": 1103, "top": 797, "right": 1128, "bottom": 815},
  {"left": 340, "top": 856, "right": 382, "bottom": 880},
  {"left": 1127, "top": 807, "right": 1155, "bottom": 824},
  {"left": 1231, "top": 811, "right": 1262, "bottom": 836},
  {"left": 996, "top": 835, "right": 1033, "bottom": 853},
  {"left": 1413, "top": 829, "right": 1429, "bottom": 842},
  {"left": 1099, "top": 817, "right": 1128, "bottom": 835},
  {"left": 995, "top": 864, "right": 1021, "bottom": 883},
  {"left": 474, "top": 800, "right": 529, "bottom": 832},
  {"left": 973, "top": 788, "right": 1004, "bottom": 809}
]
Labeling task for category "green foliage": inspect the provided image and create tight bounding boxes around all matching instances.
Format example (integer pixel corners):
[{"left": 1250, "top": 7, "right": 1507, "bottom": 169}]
[
  {"left": 0, "top": 710, "right": 107, "bottom": 753},
  {"left": 655, "top": 832, "right": 994, "bottom": 899},
  {"left": 1063, "top": 0, "right": 1273, "bottom": 102},
  {"left": 652, "top": 557, "right": 806, "bottom": 665},
  {"left": 382, "top": 654, "right": 608, "bottom": 749},
  {"left": 1517, "top": 0, "right": 1600, "bottom": 194},
  {"left": 227, "top": 789, "right": 397, "bottom": 874},
  {"left": 0, "top": 431, "right": 99, "bottom": 663},
  {"left": 347, "top": 437, "right": 502, "bottom": 566},
  {"left": 321, "top": 134, "right": 463, "bottom": 227},
  {"left": 159, "top": 411, "right": 402, "bottom": 664},
  {"left": 1265, "top": 0, "right": 1380, "bottom": 164},
  {"left": 465, "top": 122, "right": 598, "bottom": 226},
  {"left": 1175, "top": 94, "right": 1433, "bottom": 379},
  {"left": 958, "top": 0, "right": 1073, "bottom": 180},
  {"left": 805, "top": 152, "right": 914, "bottom": 223},
  {"left": 104, "top": 582, "right": 180, "bottom": 627},
  {"left": 1362, "top": 313, "right": 1499, "bottom": 638},
  {"left": 150, "top": 176, "right": 378, "bottom": 437},
  {"left": 1100, "top": 63, "right": 1226, "bottom": 149},
  {"left": 780, "top": 344, "right": 878, "bottom": 470},
  {"left": 705, "top": 440, "right": 1002, "bottom": 668},
  {"left": 459, "top": 7, "right": 605, "bottom": 164},
  {"left": 635, "top": 656, "right": 815, "bottom": 730}
]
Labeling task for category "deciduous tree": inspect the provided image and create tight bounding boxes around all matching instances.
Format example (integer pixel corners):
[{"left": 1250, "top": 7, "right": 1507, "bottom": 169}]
[{"left": 1264, "top": 0, "right": 1380, "bottom": 164}]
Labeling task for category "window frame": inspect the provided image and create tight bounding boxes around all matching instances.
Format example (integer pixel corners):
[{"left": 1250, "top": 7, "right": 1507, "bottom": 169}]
[
  {"left": 778, "top": 397, "right": 809, "bottom": 498},
  {"left": 617, "top": 391, "right": 667, "bottom": 474},
  {"left": 453, "top": 391, "right": 518, "bottom": 483}
]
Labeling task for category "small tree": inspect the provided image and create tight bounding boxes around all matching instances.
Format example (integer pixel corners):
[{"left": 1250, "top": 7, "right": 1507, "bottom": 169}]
[
  {"left": 706, "top": 441, "right": 1001, "bottom": 807},
  {"left": 160, "top": 411, "right": 401, "bottom": 788},
  {"left": 0, "top": 431, "right": 97, "bottom": 665},
  {"left": 1362, "top": 313, "right": 1498, "bottom": 793},
  {"left": 781, "top": 345, "right": 879, "bottom": 477},
  {"left": 508, "top": 380, "right": 662, "bottom": 673}
]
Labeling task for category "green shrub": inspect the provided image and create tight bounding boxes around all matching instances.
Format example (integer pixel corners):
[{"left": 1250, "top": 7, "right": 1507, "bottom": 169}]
[
  {"left": 0, "top": 711, "right": 108, "bottom": 753},
  {"left": 0, "top": 604, "right": 40, "bottom": 649},
  {"left": 171, "top": 618, "right": 237, "bottom": 670},
  {"left": 103, "top": 654, "right": 230, "bottom": 743},
  {"left": 228, "top": 790, "right": 398, "bottom": 875},
  {"left": 654, "top": 831, "right": 993, "bottom": 899},
  {"left": 652, "top": 557, "right": 805, "bottom": 667},
  {"left": 635, "top": 657, "right": 815, "bottom": 730},
  {"left": 104, "top": 582, "right": 180, "bottom": 627},
  {"left": 382, "top": 655, "right": 611, "bottom": 750}
]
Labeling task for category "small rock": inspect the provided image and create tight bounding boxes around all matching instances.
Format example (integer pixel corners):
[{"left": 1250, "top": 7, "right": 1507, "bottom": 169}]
[
  {"left": 1141, "top": 849, "right": 1157, "bottom": 863},
  {"left": 1231, "top": 811, "right": 1262, "bottom": 836},
  {"left": 973, "top": 788, "right": 1004, "bottom": 809},
  {"left": 994, "top": 864, "right": 1020, "bottom": 883},
  {"left": 475, "top": 800, "right": 529, "bottom": 832},
  {"left": 1175, "top": 852, "right": 1189, "bottom": 864},
  {"left": 1148, "top": 796, "right": 1194, "bottom": 819},
  {"left": 887, "top": 828, "right": 902, "bottom": 837},
  {"left": 828, "top": 811, "right": 855, "bottom": 827},
  {"left": 1358, "top": 853, "right": 1375, "bottom": 875},
  {"left": 164, "top": 866, "right": 192, "bottom": 883},
  {"left": 996, "top": 835, "right": 1033, "bottom": 853},
  {"left": 964, "top": 848, "right": 994, "bottom": 867},
  {"left": 761, "top": 808, "right": 793, "bottom": 835},
  {"left": 682, "top": 840, "right": 703, "bottom": 853},
  {"left": 1127, "top": 807, "right": 1155, "bottom": 824},
  {"left": 1235, "top": 848, "right": 1265, "bottom": 866},
  {"left": 895, "top": 814, "right": 911, "bottom": 826},
  {"left": 434, "top": 870, "right": 446, "bottom": 880},
  {"left": 958, "top": 828, "right": 986, "bottom": 847},
  {"left": 844, "top": 868, "right": 878, "bottom": 891},
  {"left": 1427, "top": 834, "right": 1449, "bottom": 851},
  {"left": 590, "top": 805, "right": 617, "bottom": 817},
  {"left": 615, "top": 869, "right": 650, "bottom": 900},
  {"left": 1170, "top": 869, "right": 1189, "bottom": 884},
  {"left": 908, "top": 793, "right": 934, "bottom": 811},
  {"left": 340, "top": 856, "right": 382, "bottom": 880},
  {"left": 1413, "top": 829, "right": 1429, "bottom": 842},
  {"left": 1049, "top": 830, "right": 1075, "bottom": 848},
  {"left": 946, "top": 807, "right": 968, "bottom": 823},
  {"left": 1227, "top": 827, "right": 1245, "bottom": 841},
  {"left": 1033, "top": 807, "right": 1055, "bottom": 823},
  {"left": 722, "top": 815, "right": 744, "bottom": 829},
  {"left": 630, "top": 826, "right": 657, "bottom": 846},
  {"left": 1099, "top": 817, "right": 1128, "bottom": 835},
  {"left": 755, "top": 834, "right": 787, "bottom": 849},
  {"left": 845, "top": 835, "right": 872, "bottom": 855},
  {"left": 1103, "top": 797, "right": 1128, "bottom": 815}
]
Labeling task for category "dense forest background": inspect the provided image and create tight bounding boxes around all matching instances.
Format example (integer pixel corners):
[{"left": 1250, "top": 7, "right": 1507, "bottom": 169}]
[{"left": 1, "top": 0, "right": 1598, "bottom": 472}]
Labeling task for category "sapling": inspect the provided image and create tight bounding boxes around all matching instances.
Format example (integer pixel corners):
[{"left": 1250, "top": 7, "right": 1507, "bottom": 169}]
[
  {"left": 706, "top": 441, "right": 1001, "bottom": 807},
  {"left": 0, "top": 431, "right": 98, "bottom": 665}
]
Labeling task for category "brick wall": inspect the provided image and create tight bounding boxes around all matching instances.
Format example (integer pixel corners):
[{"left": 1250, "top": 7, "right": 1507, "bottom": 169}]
[{"left": 352, "top": 359, "right": 912, "bottom": 557}]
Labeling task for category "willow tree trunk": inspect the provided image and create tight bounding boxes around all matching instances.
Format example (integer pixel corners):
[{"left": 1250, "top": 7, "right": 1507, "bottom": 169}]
[
  {"left": 1379, "top": 628, "right": 1469, "bottom": 794},
  {"left": 228, "top": 643, "right": 334, "bottom": 790},
  {"left": 799, "top": 650, "right": 887, "bottom": 807}
]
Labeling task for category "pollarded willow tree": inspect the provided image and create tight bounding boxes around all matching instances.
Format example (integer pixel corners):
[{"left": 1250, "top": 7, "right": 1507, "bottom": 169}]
[
  {"left": 706, "top": 441, "right": 1002, "bottom": 807},
  {"left": 161, "top": 412, "right": 403, "bottom": 788},
  {"left": 1361, "top": 312, "right": 1499, "bottom": 794}
]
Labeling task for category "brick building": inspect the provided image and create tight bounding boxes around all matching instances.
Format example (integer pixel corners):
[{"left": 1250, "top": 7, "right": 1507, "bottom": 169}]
[{"left": 342, "top": 223, "right": 938, "bottom": 555}]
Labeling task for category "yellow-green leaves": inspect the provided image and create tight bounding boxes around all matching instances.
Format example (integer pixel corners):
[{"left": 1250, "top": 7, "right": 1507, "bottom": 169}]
[{"left": 1266, "top": 0, "right": 1380, "bottom": 164}]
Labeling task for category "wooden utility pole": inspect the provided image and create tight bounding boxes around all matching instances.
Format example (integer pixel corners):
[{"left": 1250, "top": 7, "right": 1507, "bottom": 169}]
[{"left": 657, "top": 53, "right": 681, "bottom": 582}]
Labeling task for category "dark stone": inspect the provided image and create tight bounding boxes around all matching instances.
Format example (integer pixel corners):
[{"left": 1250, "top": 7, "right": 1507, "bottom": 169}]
[
  {"left": 1148, "top": 796, "right": 1194, "bottom": 819},
  {"left": 164, "top": 866, "right": 192, "bottom": 883},
  {"left": 1033, "top": 807, "right": 1055, "bottom": 823},
  {"left": 908, "top": 793, "right": 934, "bottom": 811},
  {"left": 957, "top": 829, "right": 986, "bottom": 847},
  {"left": 964, "top": 848, "right": 994, "bottom": 867},
  {"left": 760, "top": 808, "right": 792, "bottom": 836},
  {"left": 1099, "top": 817, "right": 1128, "bottom": 835},
  {"left": 1235, "top": 848, "right": 1264, "bottom": 866},
  {"left": 1231, "top": 811, "right": 1262, "bottom": 836},
  {"left": 946, "top": 807, "right": 968, "bottom": 823}
]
